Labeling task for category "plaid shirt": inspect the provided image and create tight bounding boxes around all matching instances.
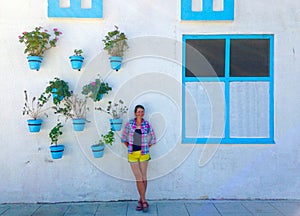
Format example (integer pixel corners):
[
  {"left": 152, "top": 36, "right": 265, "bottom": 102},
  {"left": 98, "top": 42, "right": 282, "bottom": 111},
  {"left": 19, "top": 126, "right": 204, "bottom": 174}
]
[{"left": 121, "top": 118, "right": 156, "bottom": 155}]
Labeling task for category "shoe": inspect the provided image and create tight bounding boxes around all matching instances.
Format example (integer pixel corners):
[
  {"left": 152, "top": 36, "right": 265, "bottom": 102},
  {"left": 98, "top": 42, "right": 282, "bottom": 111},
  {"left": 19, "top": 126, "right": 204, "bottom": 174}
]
[
  {"left": 136, "top": 200, "right": 143, "bottom": 211},
  {"left": 142, "top": 201, "right": 149, "bottom": 212}
]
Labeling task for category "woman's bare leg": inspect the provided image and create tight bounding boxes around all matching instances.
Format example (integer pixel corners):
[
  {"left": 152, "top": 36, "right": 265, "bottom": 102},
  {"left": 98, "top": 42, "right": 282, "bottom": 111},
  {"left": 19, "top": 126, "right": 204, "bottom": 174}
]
[{"left": 130, "top": 161, "right": 149, "bottom": 202}]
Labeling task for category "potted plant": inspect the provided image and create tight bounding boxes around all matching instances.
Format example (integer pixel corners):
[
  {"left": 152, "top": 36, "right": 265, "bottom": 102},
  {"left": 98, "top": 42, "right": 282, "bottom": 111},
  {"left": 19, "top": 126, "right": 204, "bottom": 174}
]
[
  {"left": 53, "top": 94, "right": 89, "bottom": 131},
  {"left": 49, "top": 122, "right": 65, "bottom": 159},
  {"left": 81, "top": 78, "right": 112, "bottom": 102},
  {"left": 69, "top": 49, "right": 84, "bottom": 71},
  {"left": 95, "top": 99, "right": 128, "bottom": 131},
  {"left": 18, "top": 26, "right": 62, "bottom": 71},
  {"left": 91, "top": 130, "right": 115, "bottom": 158},
  {"left": 22, "top": 90, "right": 51, "bottom": 133},
  {"left": 102, "top": 25, "right": 129, "bottom": 71},
  {"left": 45, "top": 77, "right": 72, "bottom": 105}
]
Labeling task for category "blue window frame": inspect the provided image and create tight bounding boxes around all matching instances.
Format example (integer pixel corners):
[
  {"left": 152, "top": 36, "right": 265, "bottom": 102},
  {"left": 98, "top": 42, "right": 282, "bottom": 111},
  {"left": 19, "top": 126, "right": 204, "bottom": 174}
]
[
  {"left": 182, "top": 34, "right": 275, "bottom": 144},
  {"left": 48, "top": 0, "right": 103, "bottom": 18},
  {"left": 181, "top": 0, "right": 234, "bottom": 21}
]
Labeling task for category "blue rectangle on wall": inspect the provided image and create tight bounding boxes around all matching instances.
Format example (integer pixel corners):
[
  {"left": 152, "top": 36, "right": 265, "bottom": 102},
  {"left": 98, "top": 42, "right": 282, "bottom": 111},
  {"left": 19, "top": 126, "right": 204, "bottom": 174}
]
[
  {"left": 48, "top": 0, "right": 103, "bottom": 18},
  {"left": 181, "top": 0, "right": 234, "bottom": 21}
]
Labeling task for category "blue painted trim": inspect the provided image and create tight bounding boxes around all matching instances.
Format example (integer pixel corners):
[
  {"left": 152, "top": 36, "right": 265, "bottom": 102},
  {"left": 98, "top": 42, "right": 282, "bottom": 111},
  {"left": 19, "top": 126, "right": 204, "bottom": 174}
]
[
  {"left": 269, "top": 36, "right": 275, "bottom": 139},
  {"left": 181, "top": 0, "right": 234, "bottom": 21},
  {"left": 48, "top": 0, "right": 103, "bottom": 18},
  {"left": 184, "top": 34, "right": 273, "bottom": 40},
  {"left": 182, "top": 36, "right": 187, "bottom": 140},
  {"left": 224, "top": 38, "right": 230, "bottom": 139},
  {"left": 182, "top": 34, "right": 275, "bottom": 144},
  {"left": 182, "top": 137, "right": 276, "bottom": 144}
]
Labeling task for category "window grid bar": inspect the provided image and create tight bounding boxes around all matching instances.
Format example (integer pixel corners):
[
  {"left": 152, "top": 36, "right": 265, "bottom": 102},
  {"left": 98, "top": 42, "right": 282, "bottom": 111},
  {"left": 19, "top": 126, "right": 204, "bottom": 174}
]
[{"left": 224, "top": 38, "right": 231, "bottom": 139}]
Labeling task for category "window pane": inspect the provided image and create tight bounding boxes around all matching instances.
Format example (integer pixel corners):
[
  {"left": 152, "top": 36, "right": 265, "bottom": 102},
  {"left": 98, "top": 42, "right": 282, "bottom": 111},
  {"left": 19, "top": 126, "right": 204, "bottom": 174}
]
[
  {"left": 185, "top": 82, "right": 225, "bottom": 138},
  {"left": 230, "top": 82, "right": 270, "bottom": 137},
  {"left": 185, "top": 39, "right": 225, "bottom": 77},
  {"left": 230, "top": 39, "right": 270, "bottom": 77}
]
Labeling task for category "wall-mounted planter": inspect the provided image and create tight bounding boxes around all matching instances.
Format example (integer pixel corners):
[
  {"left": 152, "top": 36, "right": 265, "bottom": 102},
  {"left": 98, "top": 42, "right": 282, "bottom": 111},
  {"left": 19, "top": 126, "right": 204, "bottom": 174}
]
[
  {"left": 51, "top": 88, "right": 64, "bottom": 102},
  {"left": 109, "top": 56, "right": 122, "bottom": 71},
  {"left": 72, "top": 118, "right": 86, "bottom": 131},
  {"left": 27, "top": 119, "right": 43, "bottom": 133},
  {"left": 50, "top": 145, "right": 65, "bottom": 159},
  {"left": 27, "top": 56, "right": 43, "bottom": 71},
  {"left": 91, "top": 144, "right": 104, "bottom": 158},
  {"left": 69, "top": 55, "right": 84, "bottom": 71},
  {"left": 110, "top": 118, "right": 123, "bottom": 131}
]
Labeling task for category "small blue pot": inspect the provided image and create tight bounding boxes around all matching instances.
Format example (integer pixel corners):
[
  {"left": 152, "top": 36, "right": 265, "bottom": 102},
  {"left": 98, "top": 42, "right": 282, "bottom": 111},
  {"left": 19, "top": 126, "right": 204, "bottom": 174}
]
[
  {"left": 50, "top": 145, "right": 65, "bottom": 159},
  {"left": 69, "top": 55, "right": 84, "bottom": 71},
  {"left": 51, "top": 88, "right": 64, "bottom": 102},
  {"left": 72, "top": 118, "right": 86, "bottom": 131},
  {"left": 109, "top": 56, "right": 123, "bottom": 71},
  {"left": 27, "top": 119, "right": 43, "bottom": 133},
  {"left": 91, "top": 145, "right": 105, "bottom": 158},
  {"left": 27, "top": 56, "right": 43, "bottom": 71},
  {"left": 110, "top": 118, "right": 123, "bottom": 131}
]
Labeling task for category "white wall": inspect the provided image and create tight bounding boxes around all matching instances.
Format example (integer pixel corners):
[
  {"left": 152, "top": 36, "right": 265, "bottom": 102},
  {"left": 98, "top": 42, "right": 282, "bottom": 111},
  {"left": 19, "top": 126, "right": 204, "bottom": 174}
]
[{"left": 0, "top": 0, "right": 300, "bottom": 203}]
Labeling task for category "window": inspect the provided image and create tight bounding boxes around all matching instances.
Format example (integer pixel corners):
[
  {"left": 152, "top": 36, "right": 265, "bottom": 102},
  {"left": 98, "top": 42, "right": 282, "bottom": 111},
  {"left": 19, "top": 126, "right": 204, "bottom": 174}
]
[
  {"left": 182, "top": 35, "right": 274, "bottom": 144},
  {"left": 48, "top": 0, "right": 103, "bottom": 18},
  {"left": 181, "top": 0, "right": 234, "bottom": 21}
]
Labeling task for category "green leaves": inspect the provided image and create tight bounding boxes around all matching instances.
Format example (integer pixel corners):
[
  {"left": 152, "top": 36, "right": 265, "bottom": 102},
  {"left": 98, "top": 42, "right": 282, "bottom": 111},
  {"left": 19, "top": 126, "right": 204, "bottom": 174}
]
[
  {"left": 81, "top": 78, "right": 112, "bottom": 102},
  {"left": 49, "top": 122, "right": 63, "bottom": 145},
  {"left": 102, "top": 25, "right": 128, "bottom": 57},
  {"left": 18, "top": 26, "right": 62, "bottom": 56}
]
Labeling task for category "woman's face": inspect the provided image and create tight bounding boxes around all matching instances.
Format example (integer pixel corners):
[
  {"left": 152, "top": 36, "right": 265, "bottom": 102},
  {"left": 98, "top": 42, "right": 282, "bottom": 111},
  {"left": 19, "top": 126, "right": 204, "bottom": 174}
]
[{"left": 135, "top": 108, "right": 144, "bottom": 118}]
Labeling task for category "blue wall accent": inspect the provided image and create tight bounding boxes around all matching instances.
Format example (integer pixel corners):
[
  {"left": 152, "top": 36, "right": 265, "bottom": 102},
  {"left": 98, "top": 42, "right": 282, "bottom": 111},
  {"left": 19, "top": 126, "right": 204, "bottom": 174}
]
[
  {"left": 181, "top": 0, "right": 234, "bottom": 20},
  {"left": 48, "top": 0, "right": 103, "bottom": 18},
  {"left": 182, "top": 34, "right": 275, "bottom": 144}
]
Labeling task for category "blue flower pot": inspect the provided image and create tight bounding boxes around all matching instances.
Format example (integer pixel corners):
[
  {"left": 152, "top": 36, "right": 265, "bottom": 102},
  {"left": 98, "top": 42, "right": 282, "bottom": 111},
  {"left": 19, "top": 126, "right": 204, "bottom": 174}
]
[
  {"left": 69, "top": 55, "right": 84, "bottom": 71},
  {"left": 110, "top": 118, "right": 123, "bottom": 131},
  {"left": 27, "top": 119, "right": 43, "bottom": 133},
  {"left": 91, "top": 145, "right": 105, "bottom": 158},
  {"left": 72, "top": 118, "right": 86, "bottom": 131},
  {"left": 50, "top": 145, "right": 65, "bottom": 159},
  {"left": 27, "top": 56, "right": 43, "bottom": 71},
  {"left": 51, "top": 88, "right": 64, "bottom": 102},
  {"left": 109, "top": 56, "right": 123, "bottom": 71}
]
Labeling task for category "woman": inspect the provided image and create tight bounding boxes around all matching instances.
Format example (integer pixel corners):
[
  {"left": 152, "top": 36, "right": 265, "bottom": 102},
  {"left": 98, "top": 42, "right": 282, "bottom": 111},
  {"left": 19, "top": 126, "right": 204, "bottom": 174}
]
[{"left": 121, "top": 105, "right": 156, "bottom": 212}]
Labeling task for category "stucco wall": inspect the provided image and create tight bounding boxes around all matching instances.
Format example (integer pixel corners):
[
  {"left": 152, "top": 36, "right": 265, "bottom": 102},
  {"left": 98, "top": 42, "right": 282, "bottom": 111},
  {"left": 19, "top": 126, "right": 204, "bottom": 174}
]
[{"left": 0, "top": 0, "right": 300, "bottom": 203}]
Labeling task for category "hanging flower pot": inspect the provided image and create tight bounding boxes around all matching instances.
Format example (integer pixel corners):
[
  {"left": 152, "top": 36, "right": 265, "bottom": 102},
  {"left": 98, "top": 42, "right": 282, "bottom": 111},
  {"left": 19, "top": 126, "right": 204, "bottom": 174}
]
[
  {"left": 110, "top": 118, "right": 123, "bottom": 131},
  {"left": 27, "top": 119, "right": 43, "bottom": 133},
  {"left": 18, "top": 26, "right": 62, "bottom": 71},
  {"left": 102, "top": 26, "right": 128, "bottom": 72},
  {"left": 91, "top": 144, "right": 105, "bottom": 158},
  {"left": 91, "top": 130, "right": 115, "bottom": 158},
  {"left": 50, "top": 145, "right": 65, "bottom": 159},
  {"left": 109, "top": 56, "right": 122, "bottom": 71},
  {"left": 69, "top": 49, "right": 84, "bottom": 71},
  {"left": 72, "top": 118, "right": 86, "bottom": 131},
  {"left": 49, "top": 123, "right": 65, "bottom": 159},
  {"left": 45, "top": 78, "right": 71, "bottom": 105},
  {"left": 81, "top": 78, "right": 112, "bottom": 102},
  {"left": 51, "top": 88, "right": 64, "bottom": 102},
  {"left": 69, "top": 55, "right": 84, "bottom": 71},
  {"left": 27, "top": 56, "right": 43, "bottom": 71}
]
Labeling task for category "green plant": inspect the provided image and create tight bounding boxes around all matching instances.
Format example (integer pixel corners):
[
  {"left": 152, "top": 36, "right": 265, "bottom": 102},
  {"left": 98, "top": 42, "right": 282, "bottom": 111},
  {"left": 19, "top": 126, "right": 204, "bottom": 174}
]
[
  {"left": 18, "top": 26, "right": 62, "bottom": 56},
  {"left": 22, "top": 90, "right": 51, "bottom": 119},
  {"left": 45, "top": 77, "right": 72, "bottom": 105},
  {"left": 81, "top": 78, "right": 112, "bottom": 102},
  {"left": 95, "top": 99, "right": 128, "bottom": 119},
  {"left": 95, "top": 130, "right": 115, "bottom": 146},
  {"left": 53, "top": 93, "right": 89, "bottom": 120},
  {"left": 49, "top": 122, "right": 63, "bottom": 146},
  {"left": 102, "top": 25, "right": 128, "bottom": 57},
  {"left": 73, "top": 49, "right": 83, "bottom": 56}
]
